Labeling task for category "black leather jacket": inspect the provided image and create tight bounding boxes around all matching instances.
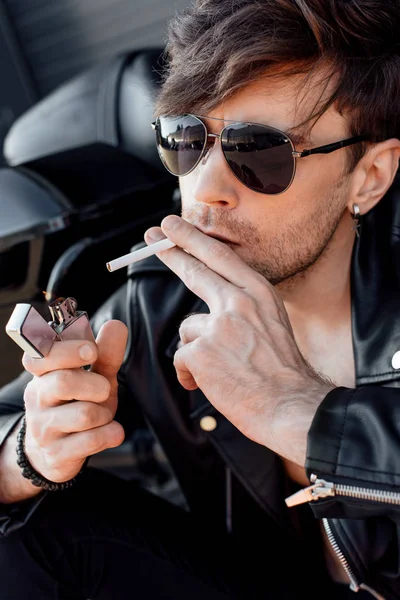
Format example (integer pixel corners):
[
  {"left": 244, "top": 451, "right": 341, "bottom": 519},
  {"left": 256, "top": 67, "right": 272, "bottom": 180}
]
[{"left": 3, "top": 176, "right": 400, "bottom": 599}]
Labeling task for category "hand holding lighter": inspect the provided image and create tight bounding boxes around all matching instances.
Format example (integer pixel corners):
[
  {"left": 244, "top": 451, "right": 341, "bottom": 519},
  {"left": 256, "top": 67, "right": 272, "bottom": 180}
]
[{"left": 5, "top": 297, "right": 95, "bottom": 359}]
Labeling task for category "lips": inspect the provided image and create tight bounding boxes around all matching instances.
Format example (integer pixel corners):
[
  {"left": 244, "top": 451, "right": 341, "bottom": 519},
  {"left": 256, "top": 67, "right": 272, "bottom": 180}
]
[{"left": 196, "top": 228, "right": 239, "bottom": 245}]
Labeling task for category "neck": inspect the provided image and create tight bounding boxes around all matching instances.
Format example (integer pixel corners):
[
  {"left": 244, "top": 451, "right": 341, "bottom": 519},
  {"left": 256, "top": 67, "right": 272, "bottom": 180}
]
[{"left": 277, "top": 214, "right": 356, "bottom": 323}]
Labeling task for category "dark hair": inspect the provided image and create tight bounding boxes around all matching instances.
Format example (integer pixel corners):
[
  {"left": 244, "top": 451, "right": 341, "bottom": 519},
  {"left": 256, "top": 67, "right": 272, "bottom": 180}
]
[{"left": 155, "top": 0, "right": 400, "bottom": 168}]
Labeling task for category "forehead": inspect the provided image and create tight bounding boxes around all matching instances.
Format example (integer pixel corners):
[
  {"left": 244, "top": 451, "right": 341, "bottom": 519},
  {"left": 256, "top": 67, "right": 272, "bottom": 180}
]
[{"left": 207, "top": 73, "right": 349, "bottom": 144}]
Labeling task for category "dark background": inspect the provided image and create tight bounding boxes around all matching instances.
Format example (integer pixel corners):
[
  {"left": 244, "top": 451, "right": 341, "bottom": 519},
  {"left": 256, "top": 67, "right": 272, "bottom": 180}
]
[
  {"left": 0, "top": 0, "right": 189, "bottom": 387},
  {"left": 0, "top": 0, "right": 189, "bottom": 164}
]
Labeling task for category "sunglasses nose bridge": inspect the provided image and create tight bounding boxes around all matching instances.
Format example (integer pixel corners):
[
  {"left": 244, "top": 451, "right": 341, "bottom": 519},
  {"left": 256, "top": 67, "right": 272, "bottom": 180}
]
[
  {"left": 200, "top": 131, "right": 222, "bottom": 162},
  {"left": 206, "top": 132, "right": 220, "bottom": 143}
]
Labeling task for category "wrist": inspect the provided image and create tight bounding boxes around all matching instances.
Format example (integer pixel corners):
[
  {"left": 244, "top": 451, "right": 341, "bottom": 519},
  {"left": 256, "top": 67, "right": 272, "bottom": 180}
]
[
  {"left": 269, "top": 375, "right": 335, "bottom": 465},
  {"left": 17, "top": 417, "right": 83, "bottom": 492},
  {"left": 0, "top": 421, "right": 40, "bottom": 504}
]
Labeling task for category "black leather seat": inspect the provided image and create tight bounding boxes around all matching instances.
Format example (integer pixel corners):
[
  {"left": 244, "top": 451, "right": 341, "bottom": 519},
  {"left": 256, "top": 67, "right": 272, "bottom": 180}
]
[
  {"left": 0, "top": 48, "right": 179, "bottom": 381},
  {"left": 0, "top": 48, "right": 183, "bottom": 489}
]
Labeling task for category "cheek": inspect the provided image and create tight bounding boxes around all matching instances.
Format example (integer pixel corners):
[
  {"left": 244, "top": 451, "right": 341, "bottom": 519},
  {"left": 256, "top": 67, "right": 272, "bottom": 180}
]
[
  {"left": 273, "top": 156, "right": 347, "bottom": 226},
  {"left": 294, "top": 153, "right": 346, "bottom": 198}
]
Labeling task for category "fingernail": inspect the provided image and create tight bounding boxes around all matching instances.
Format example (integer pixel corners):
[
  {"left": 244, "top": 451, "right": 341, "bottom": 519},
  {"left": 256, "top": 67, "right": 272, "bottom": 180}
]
[
  {"left": 79, "top": 344, "right": 94, "bottom": 361},
  {"left": 146, "top": 228, "right": 165, "bottom": 242},
  {"left": 162, "top": 215, "right": 180, "bottom": 231}
]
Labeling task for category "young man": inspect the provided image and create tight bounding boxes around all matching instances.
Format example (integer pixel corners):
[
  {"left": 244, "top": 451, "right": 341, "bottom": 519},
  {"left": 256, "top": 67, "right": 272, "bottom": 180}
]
[{"left": 0, "top": 0, "right": 400, "bottom": 598}]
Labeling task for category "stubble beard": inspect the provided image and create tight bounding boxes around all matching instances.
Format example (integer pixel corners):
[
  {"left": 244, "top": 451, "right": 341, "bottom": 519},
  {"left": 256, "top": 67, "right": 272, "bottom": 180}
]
[{"left": 181, "top": 182, "right": 348, "bottom": 287}]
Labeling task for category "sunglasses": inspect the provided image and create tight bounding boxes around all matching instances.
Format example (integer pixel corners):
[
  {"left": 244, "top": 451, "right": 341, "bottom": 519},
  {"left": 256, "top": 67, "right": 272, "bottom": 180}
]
[{"left": 152, "top": 114, "right": 367, "bottom": 195}]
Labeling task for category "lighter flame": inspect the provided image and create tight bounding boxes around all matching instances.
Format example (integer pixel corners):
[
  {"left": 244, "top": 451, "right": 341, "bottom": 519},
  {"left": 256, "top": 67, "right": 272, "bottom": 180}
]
[{"left": 42, "top": 290, "right": 52, "bottom": 302}]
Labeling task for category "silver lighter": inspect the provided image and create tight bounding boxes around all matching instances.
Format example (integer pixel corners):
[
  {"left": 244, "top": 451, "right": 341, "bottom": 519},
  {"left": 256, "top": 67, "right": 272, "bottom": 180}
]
[{"left": 5, "top": 297, "right": 95, "bottom": 359}]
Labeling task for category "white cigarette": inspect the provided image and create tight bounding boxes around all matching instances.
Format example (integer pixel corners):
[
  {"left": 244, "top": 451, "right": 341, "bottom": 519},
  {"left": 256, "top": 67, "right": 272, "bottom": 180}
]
[{"left": 106, "top": 238, "right": 176, "bottom": 272}]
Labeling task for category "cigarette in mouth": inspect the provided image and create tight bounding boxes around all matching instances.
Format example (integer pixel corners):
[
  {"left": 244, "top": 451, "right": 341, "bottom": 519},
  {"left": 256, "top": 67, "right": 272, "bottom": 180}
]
[{"left": 106, "top": 237, "right": 176, "bottom": 272}]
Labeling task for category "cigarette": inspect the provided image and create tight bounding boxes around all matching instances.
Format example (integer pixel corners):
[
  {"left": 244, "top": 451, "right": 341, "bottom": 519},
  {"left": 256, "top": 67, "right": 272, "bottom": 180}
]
[{"left": 106, "top": 237, "right": 176, "bottom": 272}]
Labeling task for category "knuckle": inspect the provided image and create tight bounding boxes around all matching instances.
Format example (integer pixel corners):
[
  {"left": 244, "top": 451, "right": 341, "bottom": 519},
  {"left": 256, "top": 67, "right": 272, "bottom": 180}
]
[
  {"left": 175, "top": 337, "right": 200, "bottom": 363},
  {"left": 184, "top": 259, "right": 208, "bottom": 281},
  {"left": 76, "top": 402, "right": 96, "bottom": 429},
  {"left": 192, "top": 336, "right": 206, "bottom": 354},
  {"left": 231, "top": 292, "right": 256, "bottom": 313},
  {"left": 42, "top": 410, "right": 58, "bottom": 438},
  {"left": 208, "top": 316, "right": 221, "bottom": 336},
  {"left": 184, "top": 227, "right": 198, "bottom": 245},
  {"left": 173, "top": 348, "right": 183, "bottom": 367},
  {"left": 53, "top": 369, "right": 74, "bottom": 399},
  {"left": 178, "top": 320, "right": 188, "bottom": 341},
  {"left": 27, "top": 415, "right": 42, "bottom": 442},
  {"left": 209, "top": 239, "right": 231, "bottom": 259},
  {"left": 23, "top": 379, "right": 38, "bottom": 409},
  {"left": 35, "top": 381, "right": 50, "bottom": 411}
]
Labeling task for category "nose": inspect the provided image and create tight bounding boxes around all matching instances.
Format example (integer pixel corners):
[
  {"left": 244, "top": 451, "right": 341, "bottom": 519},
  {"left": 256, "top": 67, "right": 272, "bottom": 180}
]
[{"left": 187, "top": 136, "right": 242, "bottom": 209}]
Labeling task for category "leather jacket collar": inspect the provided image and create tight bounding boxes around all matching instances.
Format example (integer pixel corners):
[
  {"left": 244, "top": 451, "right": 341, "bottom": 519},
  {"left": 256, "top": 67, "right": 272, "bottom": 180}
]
[{"left": 352, "top": 172, "right": 400, "bottom": 385}]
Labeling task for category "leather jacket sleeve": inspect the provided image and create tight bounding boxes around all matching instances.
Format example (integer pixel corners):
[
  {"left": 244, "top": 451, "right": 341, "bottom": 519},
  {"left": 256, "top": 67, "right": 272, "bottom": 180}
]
[
  {"left": 304, "top": 386, "right": 400, "bottom": 597},
  {"left": 0, "top": 370, "right": 31, "bottom": 447},
  {"left": 0, "top": 370, "right": 44, "bottom": 537},
  {"left": 306, "top": 386, "right": 400, "bottom": 508}
]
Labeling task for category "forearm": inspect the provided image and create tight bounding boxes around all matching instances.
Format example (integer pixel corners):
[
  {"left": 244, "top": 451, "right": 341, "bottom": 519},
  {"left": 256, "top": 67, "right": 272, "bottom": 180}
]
[{"left": 0, "top": 422, "right": 41, "bottom": 504}]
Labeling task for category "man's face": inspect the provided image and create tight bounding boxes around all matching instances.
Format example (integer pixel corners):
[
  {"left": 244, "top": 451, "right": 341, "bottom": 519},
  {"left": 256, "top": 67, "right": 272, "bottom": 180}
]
[{"left": 179, "top": 75, "right": 353, "bottom": 285}]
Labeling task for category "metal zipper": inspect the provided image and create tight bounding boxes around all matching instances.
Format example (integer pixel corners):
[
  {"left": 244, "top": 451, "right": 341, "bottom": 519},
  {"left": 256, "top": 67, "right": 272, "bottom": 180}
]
[
  {"left": 285, "top": 474, "right": 400, "bottom": 508},
  {"left": 323, "top": 518, "right": 386, "bottom": 599},
  {"left": 285, "top": 474, "right": 393, "bottom": 599}
]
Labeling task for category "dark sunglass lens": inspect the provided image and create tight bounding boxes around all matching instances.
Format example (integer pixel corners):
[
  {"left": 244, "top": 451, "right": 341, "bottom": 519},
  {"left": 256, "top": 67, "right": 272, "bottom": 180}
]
[
  {"left": 156, "top": 115, "right": 206, "bottom": 176},
  {"left": 221, "top": 124, "right": 294, "bottom": 194}
]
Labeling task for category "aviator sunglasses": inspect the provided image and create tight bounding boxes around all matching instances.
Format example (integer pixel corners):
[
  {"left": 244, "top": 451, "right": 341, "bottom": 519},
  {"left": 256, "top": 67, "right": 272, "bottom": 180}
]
[{"left": 152, "top": 114, "right": 367, "bottom": 195}]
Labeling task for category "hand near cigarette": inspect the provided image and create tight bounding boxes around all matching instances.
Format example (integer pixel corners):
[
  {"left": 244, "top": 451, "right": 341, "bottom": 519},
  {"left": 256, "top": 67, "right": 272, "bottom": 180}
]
[
  {"left": 144, "top": 216, "right": 333, "bottom": 466},
  {"left": 21, "top": 320, "right": 127, "bottom": 483}
]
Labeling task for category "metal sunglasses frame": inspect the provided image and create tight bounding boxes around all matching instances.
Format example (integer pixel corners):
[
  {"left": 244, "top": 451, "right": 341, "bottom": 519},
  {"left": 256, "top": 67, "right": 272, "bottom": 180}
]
[{"left": 151, "top": 114, "right": 368, "bottom": 195}]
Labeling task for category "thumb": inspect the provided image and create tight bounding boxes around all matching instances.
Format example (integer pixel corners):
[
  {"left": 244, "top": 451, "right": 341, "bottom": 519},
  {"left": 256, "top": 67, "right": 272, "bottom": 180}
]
[{"left": 92, "top": 320, "right": 128, "bottom": 381}]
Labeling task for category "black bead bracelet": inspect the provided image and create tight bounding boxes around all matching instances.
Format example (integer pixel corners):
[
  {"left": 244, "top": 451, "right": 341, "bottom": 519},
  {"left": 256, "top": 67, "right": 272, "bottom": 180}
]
[{"left": 16, "top": 416, "right": 81, "bottom": 491}]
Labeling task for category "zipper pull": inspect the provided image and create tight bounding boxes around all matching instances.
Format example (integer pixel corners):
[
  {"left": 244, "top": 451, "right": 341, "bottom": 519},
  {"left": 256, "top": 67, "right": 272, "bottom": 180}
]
[{"left": 285, "top": 475, "right": 335, "bottom": 507}]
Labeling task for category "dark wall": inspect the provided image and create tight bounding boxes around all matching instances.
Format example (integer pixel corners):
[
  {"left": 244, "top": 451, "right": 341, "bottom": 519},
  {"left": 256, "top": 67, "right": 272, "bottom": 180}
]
[
  {"left": 4, "top": 0, "right": 189, "bottom": 96},
  {"left": 0, "top": 0, "right": 189, "bottom": 161}
]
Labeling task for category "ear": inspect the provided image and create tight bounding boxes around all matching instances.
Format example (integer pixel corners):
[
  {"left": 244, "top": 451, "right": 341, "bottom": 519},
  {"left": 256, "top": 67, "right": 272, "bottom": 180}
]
[{"left": 347, "top": 138, "right": 400, "bottom": 215}]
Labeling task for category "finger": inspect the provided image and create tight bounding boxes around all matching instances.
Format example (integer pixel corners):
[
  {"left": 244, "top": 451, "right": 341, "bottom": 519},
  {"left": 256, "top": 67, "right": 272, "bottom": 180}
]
[
  {"left": 160, "top": 215, "right": 267, "bottom": 292},
  {"left": 31, "top": 402, "right": 114, "bottom": 442},
  {"left": 179, "top": 313, "right": 208, "bottom": 345},
  {"left": 91, "top": 320, "right": 128, "bottom": 382},
  {"left": 50, "top": 420, "right": 125, "bottom": 464},
  {"left": 22, "top": 339, "right": 98, "bottom": 377},
  {"left": 173, "top": 345, "right": 199, "bottom": 391},
  {"left": 144, "top": 227, "right": 166, "bottom": 244},
  {"left": 145, "top": 228, "right": 232, "bottom": 312},
  {"left": 25, "top": 369, "right": 111, "bottom": 409}
]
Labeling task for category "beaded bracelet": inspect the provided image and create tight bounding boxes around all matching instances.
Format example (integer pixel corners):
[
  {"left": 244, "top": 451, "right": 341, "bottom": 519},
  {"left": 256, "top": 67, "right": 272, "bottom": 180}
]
[{"left": 16, "top": 416, "right": 81, "bottom": 491}]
